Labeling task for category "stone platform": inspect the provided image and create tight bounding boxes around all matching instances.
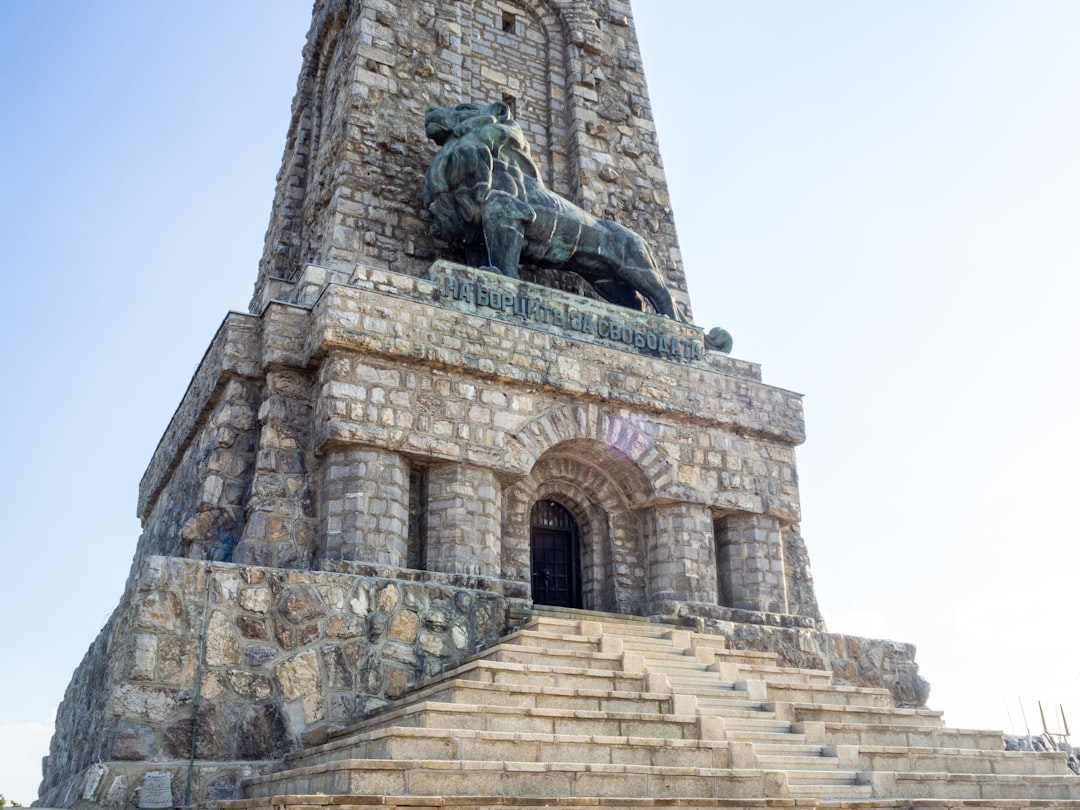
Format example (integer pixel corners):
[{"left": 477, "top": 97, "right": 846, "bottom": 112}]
[
  {"left": 40, "top": 560, "right": 938, "bottom": 808},
  {"left": 211, "top": 609, "right": 1080, "bottom": 807}
]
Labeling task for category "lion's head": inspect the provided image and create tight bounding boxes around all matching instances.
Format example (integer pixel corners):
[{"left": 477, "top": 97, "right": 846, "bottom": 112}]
[{"left": 424, "top": 100, "right": 514, "bottom": 145}]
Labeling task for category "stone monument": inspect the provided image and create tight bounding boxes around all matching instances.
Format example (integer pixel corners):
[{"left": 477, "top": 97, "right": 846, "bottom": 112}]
[{"left": 39, "top": 1, "right": 1079, "bottom": 807}]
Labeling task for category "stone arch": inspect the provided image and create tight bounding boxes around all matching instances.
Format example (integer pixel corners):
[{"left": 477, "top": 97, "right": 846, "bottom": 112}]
[
  {"left": 502, "top": 438, "right": 655, "bottom": 614},
  {"left": 505, "top": 404, "right": 676, "bottom": 497}
]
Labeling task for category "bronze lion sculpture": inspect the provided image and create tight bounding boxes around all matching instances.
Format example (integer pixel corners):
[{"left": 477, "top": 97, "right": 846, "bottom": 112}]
[{"left": 423, "top": 101, "right": 687, "bottom": 322}]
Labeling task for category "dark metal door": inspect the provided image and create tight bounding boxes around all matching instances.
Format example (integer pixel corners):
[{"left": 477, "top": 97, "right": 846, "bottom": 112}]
[{"left": 530, "top": 500, "right": 581, "bottom": 608}]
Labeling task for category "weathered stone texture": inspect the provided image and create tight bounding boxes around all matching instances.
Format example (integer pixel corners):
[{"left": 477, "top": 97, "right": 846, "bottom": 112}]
[
  {"left": 425, "top": 463, "right": 502, "bottom": 576},
  {"left": 715, "top": 513, "right": 789, "bottom": 615},
  {"left": 319, "top": 446, "right": 410, "bottom": 566},
  {"left": 644, "top": 502, "right": 719, "bottom": 611},
  {"left": 136, "top": 315, "right": 262, "bottom": 568},
  {"left": 781, "top": 524, "right": 822, "bottom": 622},
  {"left": 39, "top": 556, "right": 509, "bottom": 808},
  {"left": 232, "top": 369, "right": 318, "bottom": 568},
  {"left": 252, "top": 0, "right": 694, "bottom": 324}
]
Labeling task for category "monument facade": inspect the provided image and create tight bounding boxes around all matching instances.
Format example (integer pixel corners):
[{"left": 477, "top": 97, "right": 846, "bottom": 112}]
[{"left": 36, "top": 1, "right": 947, "bottom": 806}]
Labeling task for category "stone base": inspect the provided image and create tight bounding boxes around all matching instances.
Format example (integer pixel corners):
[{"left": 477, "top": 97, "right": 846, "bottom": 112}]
[
  {"left": 207, "top": 611, "right": 1076, "bottom": 805},
  {"left": 38, "top": 761, "right": 276, "bottom": 810},
  {"left": 38, "top": 556, "right": 514, "bottom": 808},
  {"left": 39, "top": 556, "right": 930, "bottom": 807}
]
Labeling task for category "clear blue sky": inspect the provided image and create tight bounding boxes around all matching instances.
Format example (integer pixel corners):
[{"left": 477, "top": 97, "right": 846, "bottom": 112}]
[{"left": 1, "top": 1, "right": 1077, "bottom": 803}]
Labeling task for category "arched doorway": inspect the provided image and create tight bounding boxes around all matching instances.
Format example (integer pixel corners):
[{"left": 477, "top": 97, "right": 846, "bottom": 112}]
[{"left": 530, "top": 500, "right": 582, "bottom": 608}]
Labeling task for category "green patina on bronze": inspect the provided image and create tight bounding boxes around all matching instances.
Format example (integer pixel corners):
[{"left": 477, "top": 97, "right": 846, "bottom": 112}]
[
  {"left": 423, "top": 101, "right": 689, "bottom": 323},
  {"left": 704, "top": 327, "right": 734, "bottom": 354}
]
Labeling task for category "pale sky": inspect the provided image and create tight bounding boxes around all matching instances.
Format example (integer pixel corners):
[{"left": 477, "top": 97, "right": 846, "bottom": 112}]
[{"left": 1, "top": 2, "right": 1077, "bottom": 804}]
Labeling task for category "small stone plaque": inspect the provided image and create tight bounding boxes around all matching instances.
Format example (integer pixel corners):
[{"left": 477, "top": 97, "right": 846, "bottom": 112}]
[{"left": 138, "top": 771, "right": 173, "bottom": 809}]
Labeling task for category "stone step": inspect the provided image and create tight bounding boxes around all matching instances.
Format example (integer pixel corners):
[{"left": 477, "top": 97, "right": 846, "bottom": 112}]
[
  {"left": 763, "top": 681, "right": 893, "bottom": 709},
  {"left": 661, "top": 682, "right": 757, "bottom": 704},
  {"left": 884, "top": 771, "right": 1080, "bottom": 801},
  {"left": 446, "top": 659, "right": 646, "bottom": 692},
  {"left": 409, "top": 678, "right": 676, "bottom": 715},
  {"left": 857, "top": 745, "right": 1076, "bottom": 777},
  {"left": 781, "top": 768, "right": 861, "bottom": 785},
  {"left": 514, "top": 611, "right": 769, "bottom": 666},
  {"left": 679, "top": 687, "right": 757, "bottom": 705},
  {"left": 519, "top": 614, "right": 784, "bottom": 668},
  {"left": 726, "top": 731, "right": 817, "bottom": 746},
  {"left": 506, "top": 629, "right": 742, "bottom": 670},
  {"left": 689, "top": 635, "right": 730, "bottom": 651},
  {"left": 753, "top": 752, "right": 840, "bottom": 769},
  {"left": 288, "top": 727, "right": 737, "bottom": 771},
  {"left": 233, "top": 608, "right": 1080, "bottom": 809},
  {"left": 241, "top": 759, "right": 796, "bottom": 801},
  {"left": 652, "top": 670, "right": 741, "bottom": 687},
  {"left": 501, "top": 629, "right": 604, "bottom": 654},
  {"left": 619, "top": 637, "right": 693, "bottom": 654},
  {"left": 219, "top": 801, "right": 743, "bottom": 810},
  {"left": 753, "top": 742, "right": 828, "bottom": 757},
  {"left": 694, "top": 704, "right": 778, "bottom": 722},
  {"left": 696, "top": 696, "right": 771, "bottom": 714},
  {"left": 653, "top": 672, "right": 740, "bottom": 691},
  {"left": 717, "top": 718, "right": 797, "bottom": 736},
  {"left": 822, "top": 721, "right": 1004, "bottom": 750},
  {"left": 517, "top": 611, "right": 676, "bottom": 639},
  {"left": 628, "top": 648, "right": 699, "bottom": 663},
  {"left": 787, "top": 783, "right": 875, "bottom": 801},
  {"left": 726, "top": 664, "right": 833, "bottom": 687},
  {"left": 695, "top": 652, "right": 788, "bottom": 670},
  {"left": 219, "top": 801, "right": 790, "bottom": 810},
  {"left": 486, "top": 645, "right": 624, "bottom": 670},
  {"left": 358, "top": 701, "right": 704, "bottom": 739},
  {"left": 210, "top": 796, "right": 1080, "bottom": 810},
  {"left": 790, "top": 702, "right": 945, "bottom": 728},
  {"left": 656, "top": 664, "right": 833, "bottom": 690},
  {"left": 628, "top": 638, "right": 786, "bottom": 668},
  {"left": 642, "top": 658, "right": 711, "bottom": 672}
]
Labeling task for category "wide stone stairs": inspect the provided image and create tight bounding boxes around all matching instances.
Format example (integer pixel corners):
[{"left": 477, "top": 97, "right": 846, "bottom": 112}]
[{"left": 221, "top": 607, "right": 1080, "bottom": 808}]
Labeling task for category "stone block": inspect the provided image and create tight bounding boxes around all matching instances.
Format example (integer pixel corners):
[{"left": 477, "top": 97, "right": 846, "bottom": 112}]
[
  {"left": 574, "top": 770, "right": 649, "bottom": 797},
  {"left": 345, "top": 768, "right": 407, "bottom": 795},
  {"left": 108, "top": 722, "right": 155, "bottom": 761}
]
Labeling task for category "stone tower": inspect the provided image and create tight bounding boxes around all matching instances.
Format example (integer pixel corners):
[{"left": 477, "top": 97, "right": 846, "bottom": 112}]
[
  {"left": 38, "top": 2, "right": 932, "bottom": 807},
  {"left": 249, "top": 0, "right": 694, "bottom": 321}
]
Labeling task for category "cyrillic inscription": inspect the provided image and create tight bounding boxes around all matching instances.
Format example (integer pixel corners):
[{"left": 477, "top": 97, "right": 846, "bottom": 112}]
[{"left": 442, "top": 274, "right": 701, "bottom": 363}]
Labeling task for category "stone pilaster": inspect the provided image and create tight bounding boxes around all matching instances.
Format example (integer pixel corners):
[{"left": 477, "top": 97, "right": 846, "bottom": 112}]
[
  {"left": 716, "top": 514, "right": 789, "bottom": 614},
  {"left": 318, "top": 446, "right": 410, "bottom": 567},
  {"left": 232, "top": 369, "right": 316, "bottom": 569},
  {"left": 425, "top": 463, "right": 501, "bottom": 576},
  {"left": 645, "top": 502, "right": 718, "bottom": 610}
]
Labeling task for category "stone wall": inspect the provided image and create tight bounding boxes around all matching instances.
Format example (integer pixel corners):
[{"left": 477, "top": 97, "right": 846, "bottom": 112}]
[
  {"left": 135, "top": 315, "right": 262, "bottom": 569},
  {"left": 39, "top": 556, "right": 512, "bottom": 808}
]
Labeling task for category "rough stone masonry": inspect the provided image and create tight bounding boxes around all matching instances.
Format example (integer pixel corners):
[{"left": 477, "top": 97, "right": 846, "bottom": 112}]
[{"left": 39, "top": 1, "right": 929, "bottom": 807}]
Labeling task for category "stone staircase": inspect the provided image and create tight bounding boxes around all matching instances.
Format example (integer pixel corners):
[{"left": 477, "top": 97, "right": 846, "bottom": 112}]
[{"left": 214, "top": 607, "right": 1080, "bottom": 809}]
